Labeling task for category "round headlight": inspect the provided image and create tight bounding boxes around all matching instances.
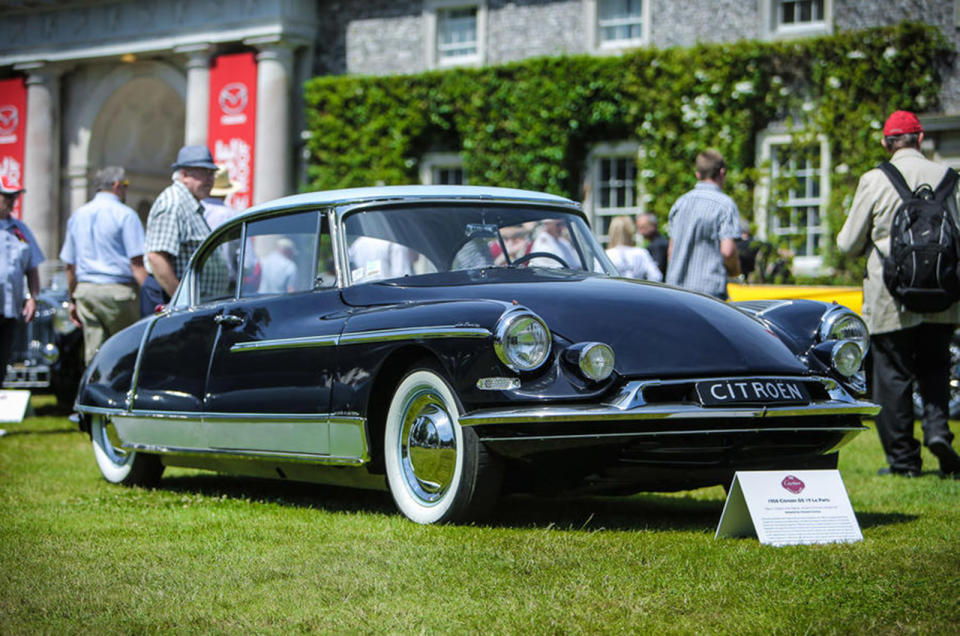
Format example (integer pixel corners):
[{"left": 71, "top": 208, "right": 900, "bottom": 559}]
[
  {"left": 819, "top": 306, "right": 868, "bottom": 356},
  {"left": 41, "top": 342, "right": 60, "bottom": 365},
  {"left": 494, "top": 310, "right": 551, "bottom": 372},
  {"left": 831, "top": 340, "right": 862, "bottom": 377},
  {"left": 577, "top": 342, "right": 615, "bottom": 381}
]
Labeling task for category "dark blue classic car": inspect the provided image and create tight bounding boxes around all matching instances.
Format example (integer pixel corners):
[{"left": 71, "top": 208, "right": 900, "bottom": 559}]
[{"left": 75, "top": 186, "right": 878, "bottom": 524}]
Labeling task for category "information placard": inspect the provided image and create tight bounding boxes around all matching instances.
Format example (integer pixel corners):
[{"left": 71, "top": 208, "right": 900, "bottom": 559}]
[
  {"left": 0, "top": 389, "right": 31, "bottom": 423},
  {"left": 715, "top": 470, "right": 862, "bottom": 546}
]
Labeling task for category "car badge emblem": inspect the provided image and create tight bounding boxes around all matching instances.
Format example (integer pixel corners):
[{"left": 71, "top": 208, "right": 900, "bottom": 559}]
[
  {"left": 781, "top": 474, "right": 805, "bottom": 494},
  {"left": 219, "top": 83, "right": 248, "bottom": 115},
  {"left": 0, "top": 105, "right": 18, "bottom": 136}
]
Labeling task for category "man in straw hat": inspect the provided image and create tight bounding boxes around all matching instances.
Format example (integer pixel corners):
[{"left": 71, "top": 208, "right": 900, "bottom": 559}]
[
  {"left": 203, "top": 165, "right": 242, "bottom": 230},
  {"left": 0, "top": 175, "right": 43, "bottom": 376}
]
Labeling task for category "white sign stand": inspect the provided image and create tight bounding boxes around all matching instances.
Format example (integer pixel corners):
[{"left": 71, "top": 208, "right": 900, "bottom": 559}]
[
  {"left": 715, "top": 470, "right": 862, "bottom": 546},
  {"left": 0, "top": 389, "right": 31, "bottom": 423}
]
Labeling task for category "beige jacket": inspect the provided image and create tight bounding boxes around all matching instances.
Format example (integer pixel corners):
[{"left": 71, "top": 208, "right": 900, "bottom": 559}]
[{"left": 837, "top": 147, "right": 960, "bottom": 335}]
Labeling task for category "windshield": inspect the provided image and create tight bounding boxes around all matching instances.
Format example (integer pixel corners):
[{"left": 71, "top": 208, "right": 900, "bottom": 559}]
[{"left": 342, "top": 204, "right": 617, "bottom": 285}]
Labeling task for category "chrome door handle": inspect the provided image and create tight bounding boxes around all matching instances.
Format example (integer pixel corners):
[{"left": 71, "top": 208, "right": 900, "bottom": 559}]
[{"left": 214, "top": 313, "right": 244, "bottom": 327}]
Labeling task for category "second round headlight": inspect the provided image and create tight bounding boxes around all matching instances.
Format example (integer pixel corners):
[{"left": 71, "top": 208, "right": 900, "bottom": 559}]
[{"left": 494, "top": 310, "right": 551, "bottom": 372}]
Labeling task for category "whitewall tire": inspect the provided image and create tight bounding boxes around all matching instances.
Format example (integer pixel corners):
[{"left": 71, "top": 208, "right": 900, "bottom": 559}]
[
  {"left": 90, "top": 415, "right": 164, "bottom": 487},
  {"left": 384, "top": 367, "right": 501, "bottom": 524}
]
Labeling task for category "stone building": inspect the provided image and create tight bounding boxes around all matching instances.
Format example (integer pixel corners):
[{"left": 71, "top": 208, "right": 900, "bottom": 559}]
[{"left": 0, "top": 0, "right": 957, "bottom": 280}]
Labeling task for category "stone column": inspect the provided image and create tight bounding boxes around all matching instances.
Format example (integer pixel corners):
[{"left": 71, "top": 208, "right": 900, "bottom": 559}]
[
  {"left": 16, "top": 63, "right": 62, "bottom": 285},
  {"left": 248, "top": 39, "right": 295, "bottom": 204},
  {"left": 177, "top": 44, "right": 212, "bottom": 147}
]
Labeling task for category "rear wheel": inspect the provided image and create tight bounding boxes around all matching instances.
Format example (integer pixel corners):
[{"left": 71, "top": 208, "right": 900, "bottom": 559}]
[
  {"left": 90, "top": 415, "right": 164, "bottom": 487},
  {"left": 384, "top": 366, "right": 501, "bottom": 524}
]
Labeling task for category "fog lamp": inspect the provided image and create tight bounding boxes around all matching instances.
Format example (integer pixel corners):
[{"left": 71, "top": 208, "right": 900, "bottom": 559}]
[
  {"left": 572, "top": 342, "right": 615, "bottom": 382},
  {"left": 53, "top": 302, "right": 77, "bottom": 335},
  {"left": 831, "top": 340, "right": 861, "bottom": 377},
  {"left": 41, "top": 342, "right": 59, "bottom": 365}
]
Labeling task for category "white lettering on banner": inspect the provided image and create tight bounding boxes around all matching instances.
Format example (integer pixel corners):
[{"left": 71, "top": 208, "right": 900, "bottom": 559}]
[
  {"left": 214, "top": 138, "right": 252, "bottom": 210},
  {"left": 0, "top": 104, "right": 18, "bottom": 144},
  {"left": 0, "top": 156, "right": 22, "bottom": 184}
]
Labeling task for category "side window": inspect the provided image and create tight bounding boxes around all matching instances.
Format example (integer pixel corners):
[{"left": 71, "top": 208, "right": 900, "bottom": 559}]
[
  {"left": 195, "top": 225, "right": 242, "bottom": 305},
  {"left": 241, "top": 211, "right": 320, "bottom": 298}
]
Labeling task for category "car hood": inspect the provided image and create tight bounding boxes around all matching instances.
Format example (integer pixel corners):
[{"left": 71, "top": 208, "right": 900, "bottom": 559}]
[{"left": 340, "top": 270, "right": 807, "bottom": 378}]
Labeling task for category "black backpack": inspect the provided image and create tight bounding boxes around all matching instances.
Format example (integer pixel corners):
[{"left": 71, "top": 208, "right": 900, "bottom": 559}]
[{"left": 879, "top": 161, "right": 960, "bottom": 313}]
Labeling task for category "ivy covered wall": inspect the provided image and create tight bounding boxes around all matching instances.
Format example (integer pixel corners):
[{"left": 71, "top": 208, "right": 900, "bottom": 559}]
[{"left": 304, "top": 22, "right": 952, "bottom": 282}]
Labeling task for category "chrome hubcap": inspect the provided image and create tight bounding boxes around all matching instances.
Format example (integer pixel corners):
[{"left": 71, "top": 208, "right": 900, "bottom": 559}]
[{"left": 399, "top": 387, "right": 457, "bottom": 505}]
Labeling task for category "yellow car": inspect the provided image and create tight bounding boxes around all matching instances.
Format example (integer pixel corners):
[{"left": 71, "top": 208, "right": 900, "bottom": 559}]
[{"left": 728, "top": 283, "right": 862, "bottom": 315}]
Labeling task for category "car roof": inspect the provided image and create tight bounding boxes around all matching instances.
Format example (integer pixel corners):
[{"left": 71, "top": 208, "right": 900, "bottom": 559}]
[{"left": 234, "top": 185, "right": 580, "bottom": 221}]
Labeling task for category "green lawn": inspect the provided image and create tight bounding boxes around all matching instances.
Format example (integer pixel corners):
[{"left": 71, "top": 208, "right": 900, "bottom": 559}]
[{"left": 1, "top": 395, "right": 958, "bottom": 634}]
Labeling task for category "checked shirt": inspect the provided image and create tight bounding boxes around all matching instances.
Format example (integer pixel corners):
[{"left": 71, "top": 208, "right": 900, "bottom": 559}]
[{"left": 144, "top": 180, "right": 229, "bottom": 299}]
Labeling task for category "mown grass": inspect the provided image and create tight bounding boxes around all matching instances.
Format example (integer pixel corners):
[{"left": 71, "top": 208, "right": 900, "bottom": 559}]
[{"left": 1, "top": 395, "right": 959, "bottom": 634}]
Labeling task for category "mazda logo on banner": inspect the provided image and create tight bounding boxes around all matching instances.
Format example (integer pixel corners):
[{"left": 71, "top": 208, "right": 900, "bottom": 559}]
[
  {"left": 0, "top": 105, "right": 19, "bottom": 142},
  {"left": 219, "top": 83, "right": 249, "bottom": 124}
]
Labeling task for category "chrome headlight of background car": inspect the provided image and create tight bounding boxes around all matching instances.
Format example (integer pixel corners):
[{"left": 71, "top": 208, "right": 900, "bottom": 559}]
[
  {"left": 52, "top": 301, "right": 78, "bottom": 335},
  {"left": 818, "top": 305, "right": 868, "bottom": 357},
  {"left": 494, "top": 308, "right": 551, "bottom": 372}
]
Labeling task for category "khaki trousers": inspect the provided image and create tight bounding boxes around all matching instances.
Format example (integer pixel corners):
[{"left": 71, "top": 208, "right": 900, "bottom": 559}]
[{"left": 74, "top": 282, "right": 140, "bottom": 365}]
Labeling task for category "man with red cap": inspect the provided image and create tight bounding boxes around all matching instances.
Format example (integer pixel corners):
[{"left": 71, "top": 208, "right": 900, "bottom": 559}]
[
  {"left": 0, "top": 175, "right": 44, "bottom": 378},
  {"left": 838, "top": 110, "right": 960, "bottom": 477}
]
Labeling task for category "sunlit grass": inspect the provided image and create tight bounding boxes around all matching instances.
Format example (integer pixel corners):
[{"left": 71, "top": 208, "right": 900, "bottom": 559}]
[{"left": 1, "top": 394, "right": 958, "bottom": 633}]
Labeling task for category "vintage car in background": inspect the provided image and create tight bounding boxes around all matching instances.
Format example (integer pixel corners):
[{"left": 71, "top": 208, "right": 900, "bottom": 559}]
[
  {"left": 3, "top": 276, "right": 83, "bottom": 409},
  {"left": 74, "top": 186, "right": 878, "bottom": 524}
]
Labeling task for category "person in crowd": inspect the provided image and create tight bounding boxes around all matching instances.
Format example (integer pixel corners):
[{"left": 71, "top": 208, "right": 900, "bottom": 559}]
[
  {"left": 636, "top": 212, "right": 668, "bottom": 276},
  {"left": 258, "top": 238, "right": 299, "bottom": 294},
  {"left": 605, "top": 215, "right": 662, "bottom": 281},
  {"left": 203, "top": 165, "right": 241, "bottom": 230},
  {"left": 531, "top": 218, "right": 579, "bottom": 268},
  {"left": 142, "top": 145, "right": 219, "bottom": 314},
  {"left": 0, "top": 175, "right": 42, "bottom": 375},
  {"left": 666, "top": 149, "right": 741, "bottom": 299},
  {"left": 59, "top": 166, "right": 146, "bottom": 365},
  {"left": 838, "top": 109, "right": 960, "bottom": 477},
  {"left": 349, "top": 236, "right": 416, "bottom": 281}
]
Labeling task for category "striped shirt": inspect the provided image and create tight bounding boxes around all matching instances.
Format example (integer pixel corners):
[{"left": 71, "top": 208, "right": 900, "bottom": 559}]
[
  {"left": 666, "top": 182, "right": 740, "bottom": 299},
  {"left": 144, "top": 180, "right": 229, "bottom": 299}
]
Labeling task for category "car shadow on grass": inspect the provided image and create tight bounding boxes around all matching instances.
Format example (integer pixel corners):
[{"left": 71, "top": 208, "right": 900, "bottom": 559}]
[{"left": 156, "top": 472, "right": 736, "bottom": 531}]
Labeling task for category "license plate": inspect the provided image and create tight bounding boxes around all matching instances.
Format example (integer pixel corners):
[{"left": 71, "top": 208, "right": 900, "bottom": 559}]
[{"left": 695, "top": 379, "right": 810, "bottom": 407}]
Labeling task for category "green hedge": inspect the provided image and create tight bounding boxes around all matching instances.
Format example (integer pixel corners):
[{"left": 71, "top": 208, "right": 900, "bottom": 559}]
[{"left": 304, "top": 22, "right": 952, "bottom": 282}]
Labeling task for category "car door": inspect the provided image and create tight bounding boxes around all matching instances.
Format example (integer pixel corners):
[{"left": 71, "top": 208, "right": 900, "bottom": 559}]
[
  {"left": 129, "top": 222, "right": 242, "bottom": 450},
  {"left": 202, "top": 210, "right": 358, "bottom": 460}
]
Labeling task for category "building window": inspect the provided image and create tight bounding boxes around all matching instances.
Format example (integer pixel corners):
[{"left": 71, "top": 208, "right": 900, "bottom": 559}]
[
  {"left": 420, "top": 152, "right": 466, "bottom": 185},
  {"left": 598, "top": 0, "right": 644, "bottom": 46},
  {"left": 767, "top": 0, "right": 832, "bottom": 38},
  {"left": 584, "top": 142, "right": 641, "bottom": 244},
  {"left": 425, "top": 1, "right": 486, "bottom": 69},
  {"left": 757, "top": 133, "right": 831, "bottom": 275}
]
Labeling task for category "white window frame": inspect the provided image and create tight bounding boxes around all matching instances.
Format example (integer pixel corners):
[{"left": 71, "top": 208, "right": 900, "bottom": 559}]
[
  {"left": 420, "top": 152, "right": 466, "bottom": 185},
  {"left": 585, "top": 0, "right": 650, "bottom": 52},
  {"left": 763, "top": 0, "right": 833, "bottom": 39},
  {"left": 583, "top": 141, "right": 642, "bottom": 245},
  {"left": 756, "top": 131, "right": 831, "bottom": 276},
  {"left": 424, "top": 0, "right": 487, "bottom": 69}
]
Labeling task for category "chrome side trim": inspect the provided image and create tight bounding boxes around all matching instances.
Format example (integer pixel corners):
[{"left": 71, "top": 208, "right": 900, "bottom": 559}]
[
  {"left": 229, "top": 325, "right": 491, "bottom": 353},
  {"left": 231, "top": 335, "right": 339, "bottom": 353},
  {"left": 126, "top": 443, "right": 366, "bottom": 467},
  {"left": 339, "top": 325, "right": 490, "bottom": 344},
  {"left": 479, "top": 425, "right": 867, "bottom": 443}
]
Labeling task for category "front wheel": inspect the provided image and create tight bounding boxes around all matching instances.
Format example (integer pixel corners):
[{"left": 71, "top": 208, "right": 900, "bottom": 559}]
[
  {"left": 90, "top": 415, "right": 164, "bottom": 487},
  {"left": 384, "top": 367, "right": 501, "bottom": 524}
]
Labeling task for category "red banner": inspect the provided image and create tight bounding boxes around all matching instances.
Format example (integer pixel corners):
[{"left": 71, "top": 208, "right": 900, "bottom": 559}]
[
  {"left": 208, "top": 52, "right": 257, "bottom": 210},
  {"left": 0, "top": 77, "right": 27, "bottom": 219}
]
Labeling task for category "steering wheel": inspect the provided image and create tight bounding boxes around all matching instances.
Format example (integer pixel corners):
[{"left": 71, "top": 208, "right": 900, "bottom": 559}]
[{"left": 511, "top": 251, "right": 569, "bottom": 269}]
